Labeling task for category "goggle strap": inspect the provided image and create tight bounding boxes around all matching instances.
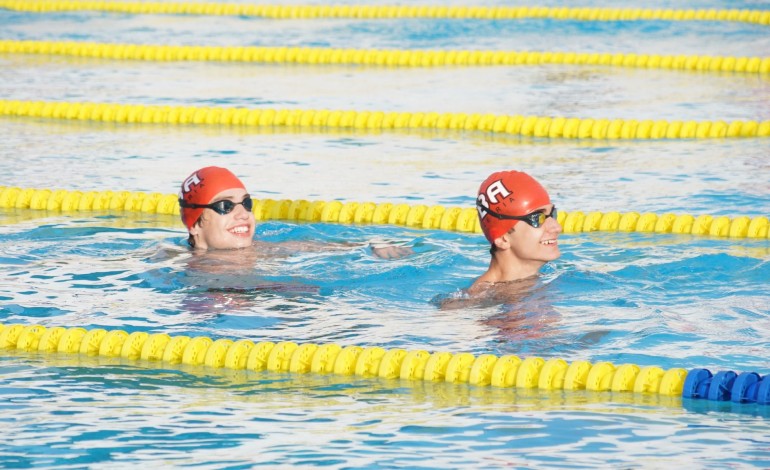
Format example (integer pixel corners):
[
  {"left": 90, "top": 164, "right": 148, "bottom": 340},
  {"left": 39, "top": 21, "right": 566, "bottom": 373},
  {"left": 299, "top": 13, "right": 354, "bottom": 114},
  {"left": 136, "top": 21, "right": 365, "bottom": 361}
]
[{"left": 477, "top": 203, "right": 555, "bottom": 228}]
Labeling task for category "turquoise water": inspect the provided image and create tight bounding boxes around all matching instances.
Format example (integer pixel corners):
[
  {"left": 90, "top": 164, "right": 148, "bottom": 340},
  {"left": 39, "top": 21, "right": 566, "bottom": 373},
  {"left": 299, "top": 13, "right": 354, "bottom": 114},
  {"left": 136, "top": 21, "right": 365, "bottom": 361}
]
[{"left": 1, "top": 1, "right": 770, "bottom": 468}]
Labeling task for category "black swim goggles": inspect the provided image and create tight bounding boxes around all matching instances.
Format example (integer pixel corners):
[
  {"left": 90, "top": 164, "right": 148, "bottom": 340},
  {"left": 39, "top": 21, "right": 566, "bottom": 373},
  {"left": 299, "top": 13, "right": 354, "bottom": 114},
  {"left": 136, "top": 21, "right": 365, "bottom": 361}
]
[
  {"left": 179, "top": 196, "right": 253, "bottom": 215},
  {"left": 479, "top": 204, "right": 557, "bottom": 229}
]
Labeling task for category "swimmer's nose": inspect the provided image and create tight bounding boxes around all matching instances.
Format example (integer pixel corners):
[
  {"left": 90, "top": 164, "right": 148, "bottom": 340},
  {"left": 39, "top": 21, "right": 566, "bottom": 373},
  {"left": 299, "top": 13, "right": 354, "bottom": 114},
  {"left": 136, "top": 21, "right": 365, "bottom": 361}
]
[{"left": 545, "top": 214, "right": 562, "bottom": 234}]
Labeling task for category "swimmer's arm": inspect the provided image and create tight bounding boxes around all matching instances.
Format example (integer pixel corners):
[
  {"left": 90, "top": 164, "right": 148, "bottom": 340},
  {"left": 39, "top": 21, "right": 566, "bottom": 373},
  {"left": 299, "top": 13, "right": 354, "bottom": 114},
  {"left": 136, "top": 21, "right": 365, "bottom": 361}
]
[
  {"left": 369, "top": 243, "right": 414, "bottom": 260},
  {"left": 273, "top": 240, "right": 414, "bottom": 259}
]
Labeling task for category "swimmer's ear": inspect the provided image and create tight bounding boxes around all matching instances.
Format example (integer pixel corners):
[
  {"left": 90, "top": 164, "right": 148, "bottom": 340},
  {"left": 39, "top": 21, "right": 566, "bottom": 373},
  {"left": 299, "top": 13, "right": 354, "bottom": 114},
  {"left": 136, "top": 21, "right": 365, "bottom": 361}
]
[
  {"left": 493, "top": 230, "right": 513, "bottom": 251},
  {"left": 188, "top": 215, "right": 205, "bottom": 237},
  {"left": 188, "top": 222, "right": 202, "bottom": 237}
]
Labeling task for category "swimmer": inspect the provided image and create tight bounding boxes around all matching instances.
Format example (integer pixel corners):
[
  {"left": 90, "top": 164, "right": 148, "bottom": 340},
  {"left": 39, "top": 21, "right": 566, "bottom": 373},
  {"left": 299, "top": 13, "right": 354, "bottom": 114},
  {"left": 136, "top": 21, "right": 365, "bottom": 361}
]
[
  {"left": 439, "top": 170, "right": 562, "bottom": 309},
  {"left": 471, "top": 169, "right": 562, "bottom": 292},
  {"left": 178, "top": 166, "right": 412, "bottom": 258},
  {"left": 179, "top": 166, "right": 255, "bottom": 251}
]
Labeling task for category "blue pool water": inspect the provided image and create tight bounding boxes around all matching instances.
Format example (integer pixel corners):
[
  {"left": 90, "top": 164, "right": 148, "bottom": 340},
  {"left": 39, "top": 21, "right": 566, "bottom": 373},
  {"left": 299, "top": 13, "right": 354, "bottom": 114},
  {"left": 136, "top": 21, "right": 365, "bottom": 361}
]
[{"left": 1, "top": 0, "right": 770, "bottom": 467}]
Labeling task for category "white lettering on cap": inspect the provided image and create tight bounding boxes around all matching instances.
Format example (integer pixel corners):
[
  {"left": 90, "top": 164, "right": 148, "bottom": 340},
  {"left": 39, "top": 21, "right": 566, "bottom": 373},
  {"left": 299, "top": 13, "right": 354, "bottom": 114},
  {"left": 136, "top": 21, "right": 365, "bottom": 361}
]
[
  {"left": 476, "top": 193, "right": 489, "bottom": 218},
  {"left": 182, "top": 173, "right": 202, "bottom": 194},
  {"left": 477, "top": 179, "right": 511, "bottom": 218},
  {"left": 486, "top": 180, "right": 510, "bottom": 204}
]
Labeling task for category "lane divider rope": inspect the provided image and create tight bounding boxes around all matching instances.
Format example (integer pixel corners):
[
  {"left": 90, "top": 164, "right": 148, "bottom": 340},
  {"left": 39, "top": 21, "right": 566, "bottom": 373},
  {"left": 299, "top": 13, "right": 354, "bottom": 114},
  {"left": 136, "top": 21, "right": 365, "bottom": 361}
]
[
  {"left": 1, "top": 1, "right": 768, "bottom": 25},
  {"left": 0, "top": 323, "right": 767, "bottom": 405},
  {"left": 2, "top": 40, "right": 767, "bottom": 74},
  {"left": 1, "top": 186, "right": 768, "bottom": 238},
  {"left": 2, "top": 100, "right": 769, "bottom": 140}
]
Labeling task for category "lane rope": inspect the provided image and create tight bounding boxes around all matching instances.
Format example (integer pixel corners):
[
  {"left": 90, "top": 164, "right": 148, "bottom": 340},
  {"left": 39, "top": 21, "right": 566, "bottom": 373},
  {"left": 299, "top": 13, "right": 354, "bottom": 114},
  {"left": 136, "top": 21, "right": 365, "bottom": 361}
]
[
  {"left": 2, "top": 40, "right": 768, "bottom": 74},
  {"left": 1, "top": 186, "right": 768, "bottom": 239},
  {"left": 1, "top": 1, "right": 768, "bottom": 25},
  {"left": 2, "top": 100, "right": 768, "bottom": 140},
  {"left": 1, "top": 323, "right": 768, "bottom": 405}
]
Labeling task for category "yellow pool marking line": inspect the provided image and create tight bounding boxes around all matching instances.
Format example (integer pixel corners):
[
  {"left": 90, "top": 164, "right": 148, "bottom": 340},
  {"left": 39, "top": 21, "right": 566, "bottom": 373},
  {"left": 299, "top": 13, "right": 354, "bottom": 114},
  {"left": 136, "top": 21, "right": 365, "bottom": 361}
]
[
  {"left": 1, "top": 186, "right": 768, "bottom": 239},
  {"left": 2, "top": 40, "right": 767, "bottom": 74},
  {"left": 1, "top": 1, "right": 768, "bottom": 25},
  {"left": 0, "top": 322, "right": 689, "bottom": 398},
  {"left": 2, "top": 100, "right": 769, "bottom": 141}
]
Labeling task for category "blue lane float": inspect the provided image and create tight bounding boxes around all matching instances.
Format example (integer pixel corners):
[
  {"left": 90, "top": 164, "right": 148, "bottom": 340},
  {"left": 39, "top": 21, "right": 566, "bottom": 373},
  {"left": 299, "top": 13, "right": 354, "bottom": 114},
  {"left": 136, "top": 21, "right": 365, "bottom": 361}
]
[{"left": 684, "top": 368, "right": 770, "bottom": 404}]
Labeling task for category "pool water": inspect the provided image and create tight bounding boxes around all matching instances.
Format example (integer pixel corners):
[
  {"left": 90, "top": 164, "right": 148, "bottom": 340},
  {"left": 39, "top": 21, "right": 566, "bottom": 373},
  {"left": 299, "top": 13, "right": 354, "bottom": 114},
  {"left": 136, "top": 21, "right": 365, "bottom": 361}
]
[{"left": 1, "top": 0, "right": 770, "bottom": 467}]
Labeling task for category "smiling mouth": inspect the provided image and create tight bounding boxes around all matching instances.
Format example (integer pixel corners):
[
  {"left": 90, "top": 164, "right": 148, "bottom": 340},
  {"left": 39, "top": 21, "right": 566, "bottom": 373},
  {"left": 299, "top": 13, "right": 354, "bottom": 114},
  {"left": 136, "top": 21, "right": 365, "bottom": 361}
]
[
  {"left": 541, "top": 239, "right": 558, "bottom": 245},
  {"left": 229, "top": 226, "right": 250, "bottom": 235}
]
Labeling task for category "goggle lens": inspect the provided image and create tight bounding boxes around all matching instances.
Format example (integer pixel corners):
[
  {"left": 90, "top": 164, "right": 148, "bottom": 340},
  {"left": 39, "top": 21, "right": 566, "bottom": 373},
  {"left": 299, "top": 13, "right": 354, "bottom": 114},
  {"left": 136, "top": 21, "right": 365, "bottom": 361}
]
[
  {"left": 209, "top": 197, "right": 253, "bottom": 215},
  {"left": 525, "top": 207, "right": 557, "bottom": 228}
]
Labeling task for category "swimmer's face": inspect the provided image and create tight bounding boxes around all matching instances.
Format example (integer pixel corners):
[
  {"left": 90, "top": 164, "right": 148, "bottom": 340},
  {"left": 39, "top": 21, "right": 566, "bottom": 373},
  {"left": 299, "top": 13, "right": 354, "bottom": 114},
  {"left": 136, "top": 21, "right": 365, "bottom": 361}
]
[
  {"left": 188, "top": 188, "right": 255, "bottom": 250},
  {"left": 504, "top": 203, "right": 562, "bottom": 264}
]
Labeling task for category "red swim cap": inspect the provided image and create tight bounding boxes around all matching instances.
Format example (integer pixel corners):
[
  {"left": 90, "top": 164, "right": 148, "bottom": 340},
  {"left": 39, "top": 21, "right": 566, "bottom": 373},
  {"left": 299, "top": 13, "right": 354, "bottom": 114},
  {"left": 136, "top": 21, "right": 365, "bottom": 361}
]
[
  {"left": 178, "top": 166, "right": 246, "bottom": 230},
  {"left": 476, "top": 170, "right": 551, "bottom": 243}
]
